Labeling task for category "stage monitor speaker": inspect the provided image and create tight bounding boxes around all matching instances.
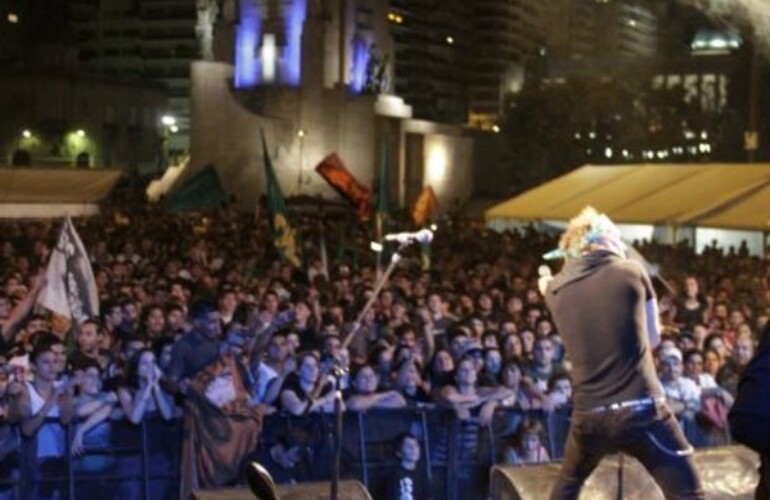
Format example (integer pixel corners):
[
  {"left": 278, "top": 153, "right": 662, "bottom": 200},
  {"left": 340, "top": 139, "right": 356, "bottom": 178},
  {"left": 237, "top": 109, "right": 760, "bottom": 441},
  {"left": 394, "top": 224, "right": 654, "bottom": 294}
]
[
  {"left": 193, "top": 480, "right": 373, "bottom": 500},
  {"left": 490, "top": 445, "right": 759, "bottom": 500}
]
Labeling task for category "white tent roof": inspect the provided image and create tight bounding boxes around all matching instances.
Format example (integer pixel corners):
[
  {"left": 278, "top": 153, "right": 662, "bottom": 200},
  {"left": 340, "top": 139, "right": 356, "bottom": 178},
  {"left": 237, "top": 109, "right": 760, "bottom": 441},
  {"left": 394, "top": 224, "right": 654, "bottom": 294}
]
[{"left": 485, "top": 164, "right": 770, "bottom": 230}]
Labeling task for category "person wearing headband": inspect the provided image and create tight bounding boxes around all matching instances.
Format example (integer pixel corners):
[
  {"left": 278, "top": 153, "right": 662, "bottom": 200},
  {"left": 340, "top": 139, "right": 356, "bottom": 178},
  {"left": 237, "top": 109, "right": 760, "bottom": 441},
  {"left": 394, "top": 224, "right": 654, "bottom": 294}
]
[{"left": 540, "top": 207, "right": 703, "bottom": 500}]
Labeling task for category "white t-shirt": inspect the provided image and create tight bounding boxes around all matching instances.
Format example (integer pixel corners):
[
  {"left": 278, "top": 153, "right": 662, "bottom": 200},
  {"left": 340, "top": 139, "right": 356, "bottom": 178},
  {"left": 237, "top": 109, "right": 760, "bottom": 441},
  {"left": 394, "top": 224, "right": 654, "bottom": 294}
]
[
  {"left": 662, "top": 376, "right": 701, "bottom": 405},
  {"left": 26, "top": 382, "right": 66, "bottom": 458}
]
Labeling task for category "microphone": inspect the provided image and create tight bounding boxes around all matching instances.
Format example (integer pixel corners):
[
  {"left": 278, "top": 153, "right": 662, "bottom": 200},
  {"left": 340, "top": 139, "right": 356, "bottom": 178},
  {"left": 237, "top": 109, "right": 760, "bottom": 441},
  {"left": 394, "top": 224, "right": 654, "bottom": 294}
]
[
  {"left": 384, "top": 229, "right": 433, "bottom": 245},
  {"left": 537, "top": 265, "right": 552, "bottom": 295}
]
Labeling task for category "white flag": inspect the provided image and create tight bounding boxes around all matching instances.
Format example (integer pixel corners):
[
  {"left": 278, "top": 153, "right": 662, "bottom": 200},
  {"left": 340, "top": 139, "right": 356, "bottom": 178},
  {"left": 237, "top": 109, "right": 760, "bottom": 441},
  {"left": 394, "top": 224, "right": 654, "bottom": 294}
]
[{"left": 37, "top": 217, "right": 99, "bottom": 323}]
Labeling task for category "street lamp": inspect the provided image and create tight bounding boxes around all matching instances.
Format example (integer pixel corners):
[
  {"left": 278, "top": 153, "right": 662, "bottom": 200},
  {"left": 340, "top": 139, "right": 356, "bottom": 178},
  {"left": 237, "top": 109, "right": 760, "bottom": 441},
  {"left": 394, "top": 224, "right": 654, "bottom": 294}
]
[{"left": 161, "top": 115, "right": 176, "bottom": 127}]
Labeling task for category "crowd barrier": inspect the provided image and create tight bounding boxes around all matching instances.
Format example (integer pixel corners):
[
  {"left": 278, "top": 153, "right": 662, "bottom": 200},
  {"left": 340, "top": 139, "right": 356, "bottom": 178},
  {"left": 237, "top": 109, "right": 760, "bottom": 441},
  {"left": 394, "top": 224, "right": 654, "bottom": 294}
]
[{"left": 0, "top": 407, "right": 732, "bottom": 500}]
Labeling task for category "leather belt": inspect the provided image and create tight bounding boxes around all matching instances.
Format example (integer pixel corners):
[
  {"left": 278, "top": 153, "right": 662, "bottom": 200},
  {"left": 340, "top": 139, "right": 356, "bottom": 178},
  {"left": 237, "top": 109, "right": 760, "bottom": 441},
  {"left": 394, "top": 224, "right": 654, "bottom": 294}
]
[{"left": 591, "top": 396, "right": 664, "bottom": 413}]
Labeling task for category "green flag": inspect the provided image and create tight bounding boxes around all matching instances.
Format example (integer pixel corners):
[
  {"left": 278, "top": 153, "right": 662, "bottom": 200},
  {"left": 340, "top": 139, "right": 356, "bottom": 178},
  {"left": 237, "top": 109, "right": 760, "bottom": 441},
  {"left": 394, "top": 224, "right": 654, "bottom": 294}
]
[
  {"left": 261, "top": 131, "right": 302, "bottom": 268},
  {"left": 375, "top": 142, "right": 390, "bottom": 242}
]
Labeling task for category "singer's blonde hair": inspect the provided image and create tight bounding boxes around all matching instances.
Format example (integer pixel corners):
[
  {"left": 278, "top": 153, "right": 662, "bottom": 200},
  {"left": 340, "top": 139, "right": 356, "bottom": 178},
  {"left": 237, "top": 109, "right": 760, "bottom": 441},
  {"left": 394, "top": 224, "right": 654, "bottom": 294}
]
[{"left": 558, "top": 206, "right": 623, "bottom": 257}]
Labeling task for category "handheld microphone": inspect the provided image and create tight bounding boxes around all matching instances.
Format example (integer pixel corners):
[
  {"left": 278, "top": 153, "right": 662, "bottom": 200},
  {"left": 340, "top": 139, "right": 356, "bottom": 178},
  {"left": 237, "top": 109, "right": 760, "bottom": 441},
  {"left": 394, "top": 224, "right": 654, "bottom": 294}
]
[
  {"left": 384, "top": 229, "right": 433, "bottom": 245},
  {"left": 537, "top": 265, "right": 552, "bottom": 295}
]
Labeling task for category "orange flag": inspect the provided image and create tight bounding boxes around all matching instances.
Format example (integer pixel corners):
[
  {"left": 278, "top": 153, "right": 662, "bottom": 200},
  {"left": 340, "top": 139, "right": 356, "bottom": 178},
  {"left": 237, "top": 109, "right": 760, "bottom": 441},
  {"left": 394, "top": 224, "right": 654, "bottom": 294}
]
[
  {"left": 411, "top": 185, "right": 438, "bottom": 226},
  {"left": 315, "top": 153, "right": 372, "bottom": 221}
]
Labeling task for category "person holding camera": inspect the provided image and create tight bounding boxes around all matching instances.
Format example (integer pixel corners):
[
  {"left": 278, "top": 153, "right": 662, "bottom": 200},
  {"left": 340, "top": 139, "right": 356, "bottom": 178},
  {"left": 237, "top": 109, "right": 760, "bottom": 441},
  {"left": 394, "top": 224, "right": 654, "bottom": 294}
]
[{"left": 12, "top": 336, "right": 74, "bottom": 499}]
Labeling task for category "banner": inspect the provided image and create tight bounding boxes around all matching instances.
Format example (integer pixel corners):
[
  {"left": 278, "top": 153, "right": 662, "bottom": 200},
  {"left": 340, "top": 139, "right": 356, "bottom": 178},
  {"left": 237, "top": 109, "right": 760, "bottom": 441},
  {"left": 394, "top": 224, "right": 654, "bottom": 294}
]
[
  {"left": 314, "top": 153, "right": 372, "bottom": 221},
  {"left": 411, "top": 185, "right": 438, "bottom": 226},
  {"left": 37, "top": 217, "right": 99, "bottom": 323}
]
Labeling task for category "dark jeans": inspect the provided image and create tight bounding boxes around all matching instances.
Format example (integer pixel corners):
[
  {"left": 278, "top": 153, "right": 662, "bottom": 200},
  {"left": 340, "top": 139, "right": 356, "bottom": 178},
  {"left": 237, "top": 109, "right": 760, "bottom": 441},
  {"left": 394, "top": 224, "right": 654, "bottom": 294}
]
[{"left": 550, "top": 403, "right": 704, "bottom": 500}]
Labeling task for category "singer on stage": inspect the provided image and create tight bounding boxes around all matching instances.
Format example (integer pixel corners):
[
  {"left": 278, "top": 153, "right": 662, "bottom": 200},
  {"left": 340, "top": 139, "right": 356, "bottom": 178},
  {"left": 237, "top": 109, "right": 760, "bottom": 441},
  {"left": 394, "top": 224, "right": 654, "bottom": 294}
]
[{"left": 539, "top": 207, "right": 704, "bottom": 500}]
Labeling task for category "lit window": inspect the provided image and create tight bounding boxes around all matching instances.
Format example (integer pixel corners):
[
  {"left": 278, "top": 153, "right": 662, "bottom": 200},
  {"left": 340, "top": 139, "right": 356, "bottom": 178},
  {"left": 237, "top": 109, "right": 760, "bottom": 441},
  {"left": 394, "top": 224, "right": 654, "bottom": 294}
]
[{"left": 7, "top": 12, "right": 18, "bottom": 23}]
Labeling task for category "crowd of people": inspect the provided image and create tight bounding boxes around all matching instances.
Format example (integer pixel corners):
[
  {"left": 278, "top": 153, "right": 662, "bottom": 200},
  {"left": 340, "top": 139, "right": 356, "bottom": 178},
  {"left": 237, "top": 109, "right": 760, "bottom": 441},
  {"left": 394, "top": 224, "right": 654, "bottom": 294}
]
[{"left": 0, "top": 205, "right": 767, "bottom": 499}]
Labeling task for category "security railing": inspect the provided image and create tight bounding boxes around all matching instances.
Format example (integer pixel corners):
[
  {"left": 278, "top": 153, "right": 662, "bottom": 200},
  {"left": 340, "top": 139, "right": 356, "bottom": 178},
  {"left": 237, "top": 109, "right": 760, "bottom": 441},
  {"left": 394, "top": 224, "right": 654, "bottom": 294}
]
[{"left": 0, "top": 407, "right": 731, "bottom": 500}]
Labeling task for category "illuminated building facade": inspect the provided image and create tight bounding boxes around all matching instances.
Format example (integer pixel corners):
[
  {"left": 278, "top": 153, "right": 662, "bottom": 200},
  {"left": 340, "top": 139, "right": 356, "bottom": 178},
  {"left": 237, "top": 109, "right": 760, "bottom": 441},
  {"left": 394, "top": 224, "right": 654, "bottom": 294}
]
[
  {"left": 467, "top": 0, "right": 659, "bottom": 129},
  {"left": 387, "top": 0, "right": 471, "bottom": 124},
  {"left": 186, "top": 0, "right": 475, "bottom": 211}
]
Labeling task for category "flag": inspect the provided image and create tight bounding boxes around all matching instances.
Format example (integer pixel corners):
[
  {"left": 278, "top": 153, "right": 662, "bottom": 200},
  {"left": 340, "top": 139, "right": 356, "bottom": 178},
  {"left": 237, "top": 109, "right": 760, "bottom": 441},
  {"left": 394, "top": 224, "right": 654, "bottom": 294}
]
[
  {"left": 411, "top": 185, "right": 438, "bottom": 226},
  {"left": 314, "top": 153, "right": 371, "bottom": 221},
  {"left": 37, "top": 217, "right": 99, "bottom": 324},
  {"left": 261, "top": 130, "right": 302, "bottom": 268},
  {"left": 374, "top": 143, "right": 391, "bottom": 241}
]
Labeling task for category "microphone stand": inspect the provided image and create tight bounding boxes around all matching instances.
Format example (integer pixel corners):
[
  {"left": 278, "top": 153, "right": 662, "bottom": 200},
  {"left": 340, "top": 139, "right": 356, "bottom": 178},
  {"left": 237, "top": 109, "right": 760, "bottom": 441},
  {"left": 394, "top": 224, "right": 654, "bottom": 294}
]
[
  {"left": 332, "top": 242, "right": 408, "bottom": 499},
  {"left": 330, "top": 365, "right": 345, "bottom": 500},
  {"left": 341, "top": 243, "right": 405, "bottom": 352}
]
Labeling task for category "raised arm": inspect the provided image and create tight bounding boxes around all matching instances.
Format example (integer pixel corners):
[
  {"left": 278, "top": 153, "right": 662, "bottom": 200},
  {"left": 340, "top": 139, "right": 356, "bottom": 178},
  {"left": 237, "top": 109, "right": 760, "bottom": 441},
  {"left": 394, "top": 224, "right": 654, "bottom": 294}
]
[
  {"left": 151, "top": 375, "right": 175, "bottom": 421},
  {"left": 71, "top": 404, "right": 113, "bottom": 456},
  {"left": 1, "top": 268, "right": 46, "bottom": 343},
  {"left": 118, "top": 385, "right": 153, "bottom": 425}
]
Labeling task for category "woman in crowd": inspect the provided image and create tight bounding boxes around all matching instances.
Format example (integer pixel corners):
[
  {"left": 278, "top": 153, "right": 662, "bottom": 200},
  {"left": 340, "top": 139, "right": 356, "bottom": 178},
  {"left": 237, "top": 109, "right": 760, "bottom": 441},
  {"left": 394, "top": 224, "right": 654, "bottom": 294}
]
[
  {"left": 116, "top": 348, "right": 176, "bottom": 500},
  {"left": 501, "top": 332, "right": 524, "bottom": 362},
  {"left": 393, "top": 359, "right": 432, "bottom": 407},
  {"left": 703, "top": 347, "right": 723, "bottom": 380},
  {"left": 675, "top": 276, "right": 709, "bottom": 330},
  {"left": 345, "top": 364, "right": 406, "bottom": 412},
  {"left": 423, "top": 348, "right": 451, "bottom": 394},
  {"left": 279, "top": 352, "right": 338, "bottom": 416},
  {"left": 117, "top": 349, "right": 174, "bottom": 424},
  {"left": 438, "top": 355, "right": 513, "bottom": 426},
  {"left": 498, "top": 359, "right": 539, "bottom": 411}
]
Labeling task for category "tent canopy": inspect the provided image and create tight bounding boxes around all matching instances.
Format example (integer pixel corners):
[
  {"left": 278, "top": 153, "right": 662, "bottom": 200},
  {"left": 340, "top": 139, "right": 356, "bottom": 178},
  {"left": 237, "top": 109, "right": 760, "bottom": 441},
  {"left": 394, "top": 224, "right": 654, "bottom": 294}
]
[
  {"left": 0, "top": 167, "right": 123, "bottom": 218},
  {"left": 485, "top": 164, "right": 770, "bottom": 231}
]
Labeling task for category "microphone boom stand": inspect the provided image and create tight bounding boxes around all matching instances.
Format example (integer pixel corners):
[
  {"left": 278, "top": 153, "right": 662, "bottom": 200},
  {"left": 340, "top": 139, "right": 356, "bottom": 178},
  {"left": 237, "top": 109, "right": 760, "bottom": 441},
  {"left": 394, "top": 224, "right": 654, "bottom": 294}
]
[
  {"left": 330, "top": 381, "right": 344, "bottom": 500},
  {"left": 341, "top": 246, "right": 404, "bottom": 353},
  {"left": 333, "top": 243, "right": 407, "bottom": 500}
]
